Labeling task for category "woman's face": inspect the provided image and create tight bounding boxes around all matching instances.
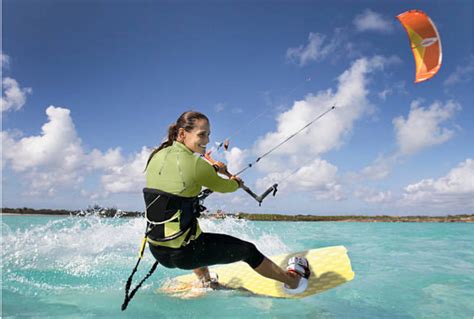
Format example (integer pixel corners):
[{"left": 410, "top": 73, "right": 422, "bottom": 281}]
[{"left": 179, "top": 119, "right": 210, "bottom": 155}]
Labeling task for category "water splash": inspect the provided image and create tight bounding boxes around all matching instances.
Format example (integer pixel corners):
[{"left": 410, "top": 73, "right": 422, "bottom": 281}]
[
  {"left": 2, "top": 214, "right": 289, "bottom": 295},
  {"left": 199, "top": 217, "right": 290, "bottom": 256},
  {"left": 3, "top": 215, "right": 144, "bottom": 271},
  {"left": 2, "top": 214, "right": 150, "bottom": 295}
]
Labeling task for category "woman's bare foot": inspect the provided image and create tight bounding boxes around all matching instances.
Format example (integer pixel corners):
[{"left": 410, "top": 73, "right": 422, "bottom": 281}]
[
  {"left": 193, "top": 266, "right": 211, "bottom": 282},
  {"left": 193, "top": 269, "right": 220, "bottom": 289}
]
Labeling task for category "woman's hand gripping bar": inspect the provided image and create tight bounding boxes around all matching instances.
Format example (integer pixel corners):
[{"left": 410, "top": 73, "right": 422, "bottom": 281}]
[{"left": 204, "top": 152, "right": 278, "bottom": 206}]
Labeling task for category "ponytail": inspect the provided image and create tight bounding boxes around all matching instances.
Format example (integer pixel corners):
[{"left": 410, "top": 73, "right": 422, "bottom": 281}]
[{"left": 144, "top": 111, "right": 209, "bottom": 171}]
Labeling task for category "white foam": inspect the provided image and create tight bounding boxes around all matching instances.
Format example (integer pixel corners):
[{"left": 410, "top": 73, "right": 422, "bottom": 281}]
[
  {"left": 199, "top": 217, "right": 290, "bottom": 256},
  {"left": 2, "top": 215, "right": 148, "bottom": 275},
  {"left": 3, "top": 214, "right": 292, "bottom": 296}
]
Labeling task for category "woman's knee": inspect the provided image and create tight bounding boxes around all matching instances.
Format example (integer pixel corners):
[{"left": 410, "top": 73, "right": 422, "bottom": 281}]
[{"left": 242, "top": 242, "right": 265, "bottom": 269}]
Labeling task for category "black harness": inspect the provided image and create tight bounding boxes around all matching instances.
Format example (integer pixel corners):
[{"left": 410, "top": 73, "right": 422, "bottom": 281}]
[
  {"left": 143, "top": 187, "right": 204, "bottom": 244},
  {"left": 121, "top": 188, "right": 206, "bottom": 311}
]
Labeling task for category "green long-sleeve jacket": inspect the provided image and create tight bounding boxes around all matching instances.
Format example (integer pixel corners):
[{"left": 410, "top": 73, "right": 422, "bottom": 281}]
[{"left": 146, "top": 141, "right": 238, "bottom": 248}]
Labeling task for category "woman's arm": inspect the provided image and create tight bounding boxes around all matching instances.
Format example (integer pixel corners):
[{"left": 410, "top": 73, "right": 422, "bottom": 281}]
[{"left": 194, "top": 157, "right": 239, "bottom": 193}]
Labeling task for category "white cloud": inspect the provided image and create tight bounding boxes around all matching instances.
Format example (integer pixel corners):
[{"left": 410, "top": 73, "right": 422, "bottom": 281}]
[
  {"left": 356, "top": 98, "right": 460, "bottom": 184},
  {"left": 255, "top": 56, "right": 389, "bottom": 163},
  {"left": 232, "top": 107, "right": 243, "bottom": 114},
  {"left": 224, "top": 146, "right": 247, "bottom": 173},
  {"left": 443, "top": 55, "right": 474, "bottom": 86},
  {"left": 24, "top": 169, "right": 85, "bottom": 197},
  {"left": 80, "top": 189, "right": 102, "bottom": 201},
  {"left": 378, "top": 81, "right": 407, "bottom": 100},
  {"left": 378, "top": 89, "right": 392, "bottom": 100},
  {"left": 2, "top": 106, "right": 84, "bottom": 171},
  {"left": 358, "top": 154, "right": 399, "bottom": 181},
  {"left": 393, "top": 100, "right": 461, "bottom": 155},
  {"left": 89, "top": 148, "right": 124, "bottom": 170},
  {"left": 100, "top": 147, "right": 149, "bottom": 194},
  {"left": 1, "top": 77, "right": 33, "bottom": 112},
  {"left": 214, "top": 103, "right": 225, "bottom": 112},
  {"left": 355, "top": 187, "right": 392, "bottom": 204},
  {"left": 402, "top": 159, "right": 474, "bottom": 211},
  {"left": 353, "top": 9, "right": 394, "bottom": 33},
  {"left": 286, "top": 31, "right": 342, "bottom": 66},
  {"left": 2, "top": 105, "right": 148, "bottom": 197},
  {"left": 249, "top": 56, "right": 394, "bottom": 199},
  {"left": 1, "top": 52, "right": 10, "bottom": 69},
  {"left": 256, "top": 158, "right": 343, "bottom": 200},
  {"left": 2, "top": 106, "right": 91, "bottom": 196}
]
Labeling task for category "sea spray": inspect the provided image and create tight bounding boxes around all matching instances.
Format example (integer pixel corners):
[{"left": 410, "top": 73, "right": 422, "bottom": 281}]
[
  {"left": 2, "top": 214, "right": 290, "bottom": 296},
  {"left": 199, "top": 216, "right": 290, "bottom": 256},
  {"left": 2, "top": 214, "right": 150, "bottom": 295}
]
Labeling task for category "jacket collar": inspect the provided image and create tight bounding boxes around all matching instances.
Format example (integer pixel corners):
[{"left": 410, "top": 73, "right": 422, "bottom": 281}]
[{"left": 173, "top": 141, "right": 193, "bottom": 154}]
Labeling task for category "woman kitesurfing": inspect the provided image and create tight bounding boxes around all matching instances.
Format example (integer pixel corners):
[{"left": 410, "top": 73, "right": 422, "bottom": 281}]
[{"left": 121, "top": 111, "right": 312, "bottom": 310}]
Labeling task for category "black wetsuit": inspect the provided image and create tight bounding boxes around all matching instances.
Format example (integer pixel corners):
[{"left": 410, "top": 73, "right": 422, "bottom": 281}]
[{"left": 149, "top": 232, "right": 265, "bottom": 269}]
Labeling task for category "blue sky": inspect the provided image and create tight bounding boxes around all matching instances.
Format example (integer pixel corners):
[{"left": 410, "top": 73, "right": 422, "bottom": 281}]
[{"left": 2, "top": 0, "right": 473, "bottom": 215}]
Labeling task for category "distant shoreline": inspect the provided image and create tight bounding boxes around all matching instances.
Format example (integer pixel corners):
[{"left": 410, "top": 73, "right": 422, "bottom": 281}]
[
  {"left": 2, "top": 208, "right": 473, "bottom": 222},
  {"left": 236, "top": 213, "right": 474, "bottom": 223}
]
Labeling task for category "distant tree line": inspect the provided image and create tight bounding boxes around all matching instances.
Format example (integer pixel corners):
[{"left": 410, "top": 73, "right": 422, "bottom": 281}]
[
  {"left": 1, "top": 206, "right": 143, "bottom": 218},
  {"left": 2, "top": 207, "right": 473, "bottom": 222},
  {"left": 235, "top": 213, "right": 474, "bottom": 222}
]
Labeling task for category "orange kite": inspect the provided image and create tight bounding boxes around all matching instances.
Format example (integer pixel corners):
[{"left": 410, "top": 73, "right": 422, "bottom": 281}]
[{"left": 397, "top": 10, "right": 442, "bottom": 83}]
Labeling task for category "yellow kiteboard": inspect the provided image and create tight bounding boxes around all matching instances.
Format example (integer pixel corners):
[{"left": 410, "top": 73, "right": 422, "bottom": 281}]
[{"left": 159, "top": 245, "right": 355, "bottom": 298}]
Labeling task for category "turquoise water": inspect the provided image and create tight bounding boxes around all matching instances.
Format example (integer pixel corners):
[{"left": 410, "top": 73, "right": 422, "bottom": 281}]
[{"left": 2, "top": 215, "right": 473, "bottom": 318}]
